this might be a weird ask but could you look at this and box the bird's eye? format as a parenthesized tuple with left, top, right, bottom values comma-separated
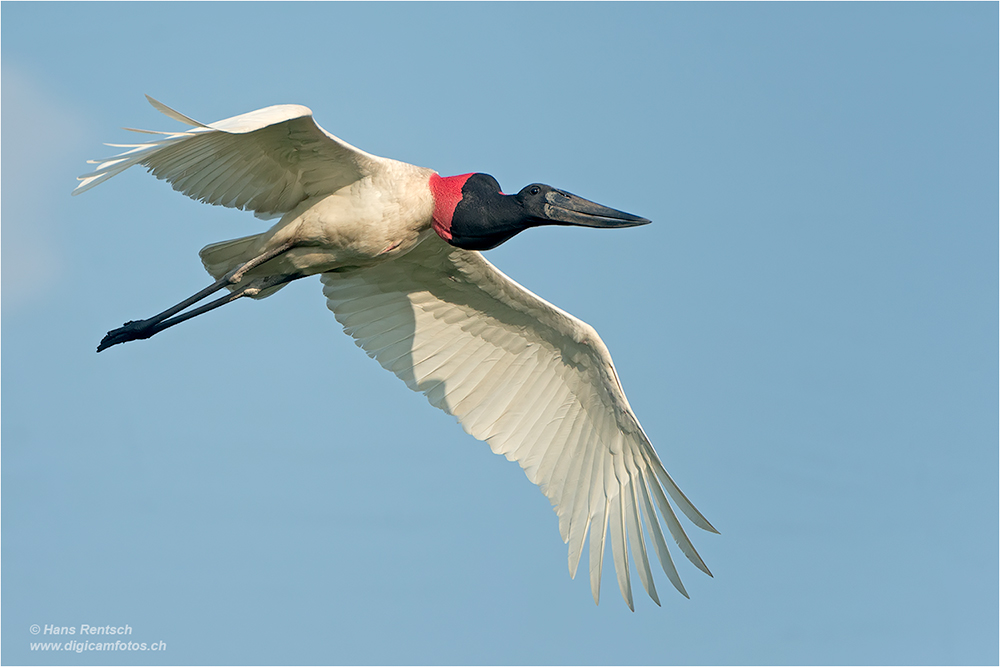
(530, 186, 540, 195)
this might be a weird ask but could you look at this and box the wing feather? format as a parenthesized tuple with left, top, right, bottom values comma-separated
(544, 402, 590, 532)
(74, 96, 386, 218)
(589, 501, 611, 605)
(548, 398, 591, 502)
(608, 488, 634, 610)
(527, 386, 578, 485)
(637, 470, 689, 597)
(621, 435, 661, 605)
(321, 236, 715, 607)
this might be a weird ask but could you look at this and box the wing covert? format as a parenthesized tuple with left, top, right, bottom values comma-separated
(321, 237, 717, 608)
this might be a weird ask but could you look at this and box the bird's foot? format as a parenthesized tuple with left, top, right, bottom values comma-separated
(97, 320, 159, 352)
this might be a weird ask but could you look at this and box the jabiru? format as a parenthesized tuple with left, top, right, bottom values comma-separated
(74, 97, 718, 609)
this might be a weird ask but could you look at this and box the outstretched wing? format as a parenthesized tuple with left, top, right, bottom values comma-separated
(74, 96, 384, 218)
(321, 237, 717, 609)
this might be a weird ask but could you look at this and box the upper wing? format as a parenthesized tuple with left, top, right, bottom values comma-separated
(73, 96, 384, 218)
(321, 237, 718, 609)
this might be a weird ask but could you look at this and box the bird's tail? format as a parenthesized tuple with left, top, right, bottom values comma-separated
(199, 234, 288, 300)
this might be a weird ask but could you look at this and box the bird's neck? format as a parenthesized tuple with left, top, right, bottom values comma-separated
(429, 173, 474, 242)
(429, 173, 528, 250)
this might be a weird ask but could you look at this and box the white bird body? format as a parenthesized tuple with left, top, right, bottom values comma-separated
(217, 167, 438, 281)
(76, 97, 717, 609)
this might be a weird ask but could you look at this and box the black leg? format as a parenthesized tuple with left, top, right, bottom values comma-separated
(97, 242, 300, 352)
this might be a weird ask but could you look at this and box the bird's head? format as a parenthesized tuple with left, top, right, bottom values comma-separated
(429, 173, 650, 251)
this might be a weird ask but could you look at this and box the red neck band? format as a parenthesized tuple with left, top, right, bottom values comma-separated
(429, 173, 474, 241)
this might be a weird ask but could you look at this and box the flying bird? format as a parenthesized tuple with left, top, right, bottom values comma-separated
(75, 96, 717, 609)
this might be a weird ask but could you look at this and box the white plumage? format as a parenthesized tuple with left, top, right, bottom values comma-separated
(76, 97, 381, 217)
(76, 97, 717, 609)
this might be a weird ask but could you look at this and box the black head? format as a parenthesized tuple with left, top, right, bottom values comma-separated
(431, 173, 650, 251)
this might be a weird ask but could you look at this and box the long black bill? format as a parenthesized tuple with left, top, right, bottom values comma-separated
(541, 189, 651, 228)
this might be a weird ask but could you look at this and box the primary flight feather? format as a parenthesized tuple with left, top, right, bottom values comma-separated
(75, 97, 717, 608)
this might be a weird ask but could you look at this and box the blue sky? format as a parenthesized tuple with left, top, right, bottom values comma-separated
(2, 3, 996, 665)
